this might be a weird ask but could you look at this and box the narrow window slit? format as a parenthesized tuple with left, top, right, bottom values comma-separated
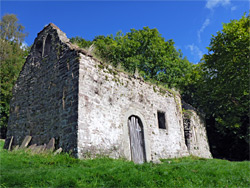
(157, 111, 166, 129)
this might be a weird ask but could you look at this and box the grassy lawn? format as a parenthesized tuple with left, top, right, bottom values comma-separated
(0, 140, 249, 187)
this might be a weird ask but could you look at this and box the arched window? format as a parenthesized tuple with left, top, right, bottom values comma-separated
(44, 35, 52, 57)
(34, 40, 43, 58)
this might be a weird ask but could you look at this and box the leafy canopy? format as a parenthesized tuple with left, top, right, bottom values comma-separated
(0, 14, 26, 43)
(202, 14, 249, 130)
(0, 14, 28, 132)
(185, 14, 250, 160)
(71, 27, 194, 89)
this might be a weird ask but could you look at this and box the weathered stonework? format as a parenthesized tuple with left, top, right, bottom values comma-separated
(5, 24, 79, 153)
(4, 23, 212, 162)
(182, 102, 212, 158)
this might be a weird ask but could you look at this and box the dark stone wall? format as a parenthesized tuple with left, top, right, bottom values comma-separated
(5, 24, 79, 153)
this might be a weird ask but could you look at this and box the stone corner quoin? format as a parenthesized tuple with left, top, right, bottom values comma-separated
(4, 23, 212, 163)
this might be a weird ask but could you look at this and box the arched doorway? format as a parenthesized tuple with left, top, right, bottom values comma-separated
(128, 115, 146, 164)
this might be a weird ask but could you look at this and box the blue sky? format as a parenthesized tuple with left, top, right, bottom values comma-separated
(1, 0, 249, 63)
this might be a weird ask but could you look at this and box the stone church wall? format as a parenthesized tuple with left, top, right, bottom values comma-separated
(5, 24, 79, 152)
(183, 110, 212, 158)
(77, 54, 190, 161)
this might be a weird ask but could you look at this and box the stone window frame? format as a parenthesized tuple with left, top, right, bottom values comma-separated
(157, 110, 168, 132)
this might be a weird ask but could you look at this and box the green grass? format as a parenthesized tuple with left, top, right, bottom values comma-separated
(0, 140, 249, 188)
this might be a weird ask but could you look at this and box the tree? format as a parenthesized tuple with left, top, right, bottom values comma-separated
(199, 14, 249, 160)
(0, 14, 28, 138)
(76, 27, 193, 89)
(179, 63, 203, 107)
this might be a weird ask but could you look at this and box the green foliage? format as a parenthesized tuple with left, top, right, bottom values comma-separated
(201, 14, 249, 160)
(0, 14, 27, 43)
(0, 14, 28, 136)
(183, 14, 250, 160)
(202, 14, 249, 127)
(71, 27, 193, 89)
(179, 63, 203, 107)
(70, 36, 92, 49)
(0, 141, 249, 188)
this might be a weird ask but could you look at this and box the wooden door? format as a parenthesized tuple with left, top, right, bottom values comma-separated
(128, 116, 146, 164)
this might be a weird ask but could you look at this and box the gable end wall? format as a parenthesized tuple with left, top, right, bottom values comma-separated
(5, 25, 79, 153)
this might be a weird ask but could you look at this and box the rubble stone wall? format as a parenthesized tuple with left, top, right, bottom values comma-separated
(77, 54, 190, 161)
(183, 110, 212, 158)
(5, 25, 79, 152)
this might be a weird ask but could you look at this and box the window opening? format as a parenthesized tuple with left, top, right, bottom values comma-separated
(157, 111, 166, 129)
(184, 118, 191, 150)
(44, 35, 52, 57)
(34, 40, 43, 57)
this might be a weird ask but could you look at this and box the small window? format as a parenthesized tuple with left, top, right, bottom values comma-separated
(44, 34, 52, 56)
(157, 111, 166, 129)
(34, 40, 43, 57)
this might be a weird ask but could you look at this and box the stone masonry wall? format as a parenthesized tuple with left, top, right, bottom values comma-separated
(6, 24, 79, 153)
(77, 54, 190, 162)
(183, 110, 212, 158)
(183, 102, 212, 158)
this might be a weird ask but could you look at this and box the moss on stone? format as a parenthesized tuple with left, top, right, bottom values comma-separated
(183, 109, 193, 119)
(153, 86, 157, 92)
(159, 88, 166, 95)
(105, 75, 109, 81)
(98, 64, 104, 70)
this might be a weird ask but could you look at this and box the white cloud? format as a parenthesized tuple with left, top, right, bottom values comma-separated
(21, 41, 28, 50)
(206, 0, 231, 10)
(186, 44, 203, 63)
(231, 6, 237, 11)
(197, 18, 210, 43)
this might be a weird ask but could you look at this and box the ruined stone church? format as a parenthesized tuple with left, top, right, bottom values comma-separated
(5, 23, 211, 163)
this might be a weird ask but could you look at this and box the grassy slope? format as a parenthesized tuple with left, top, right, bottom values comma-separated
(0, 141, 249, 188)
